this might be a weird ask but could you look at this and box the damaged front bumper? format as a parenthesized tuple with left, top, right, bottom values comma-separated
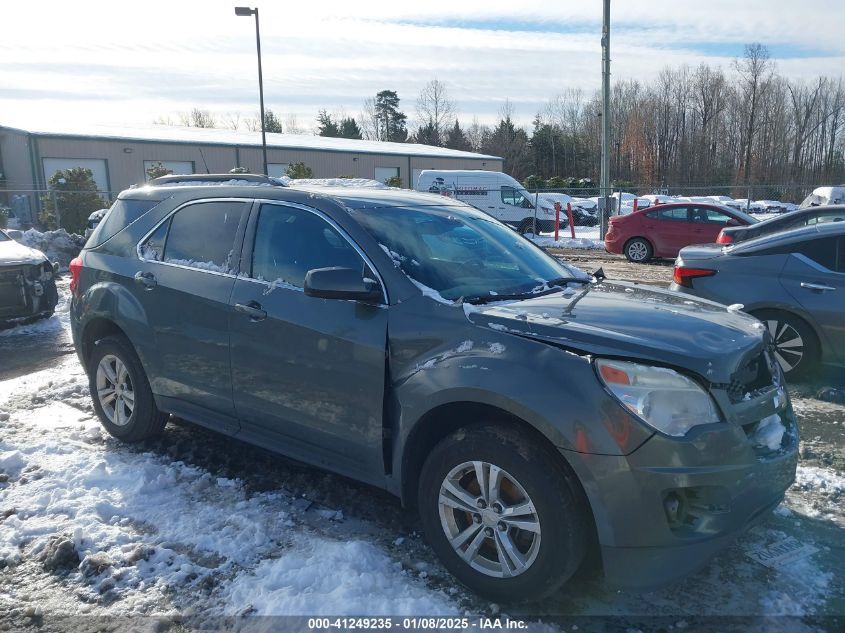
(565, 381, 799, 591)
(0, 261, 59, 321)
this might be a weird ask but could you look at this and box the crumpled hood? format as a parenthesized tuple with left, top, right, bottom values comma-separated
(0, 238, 49, 266)
(466, 280, 767, 383)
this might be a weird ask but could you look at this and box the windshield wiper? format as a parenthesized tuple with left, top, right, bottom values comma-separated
(546, 276, 592, 287)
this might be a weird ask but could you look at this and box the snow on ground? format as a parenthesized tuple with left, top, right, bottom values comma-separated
(529, 226, 603, 249)
(1, 286, 843, 628)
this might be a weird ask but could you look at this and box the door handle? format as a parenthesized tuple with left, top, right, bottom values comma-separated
(800, 282, 836, 292)
(234, 301, 267, 321)
(134, 271, 157, 289)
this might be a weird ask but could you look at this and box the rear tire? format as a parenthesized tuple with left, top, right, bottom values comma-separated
(88, 335, 168, 442)
(751, 310, 820, 380)
(518, 218, 537, 236)
(417, 424, 587, 603)
(624, 237, 653, 263)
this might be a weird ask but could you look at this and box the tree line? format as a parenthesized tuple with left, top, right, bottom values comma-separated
(157, 44, 844, 199)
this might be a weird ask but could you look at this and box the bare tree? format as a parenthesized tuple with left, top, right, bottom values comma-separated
(179, 108, 217, 128)
(734, 43, 773, 183)
(415, 79, 456, 146)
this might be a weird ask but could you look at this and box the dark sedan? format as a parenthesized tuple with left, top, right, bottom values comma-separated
(672, 222, 845, 378)
(717, 204, 845, 245)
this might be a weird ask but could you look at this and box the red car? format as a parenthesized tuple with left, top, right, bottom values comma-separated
(605, 202, 758, 262)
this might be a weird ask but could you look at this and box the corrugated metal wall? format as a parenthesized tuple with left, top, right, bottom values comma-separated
(24, 135, 502, 192)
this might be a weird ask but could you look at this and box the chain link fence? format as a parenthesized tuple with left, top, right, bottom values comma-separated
(1, 188, 117, 234)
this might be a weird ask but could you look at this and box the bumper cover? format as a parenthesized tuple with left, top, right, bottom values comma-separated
(563, 407, 799, 590)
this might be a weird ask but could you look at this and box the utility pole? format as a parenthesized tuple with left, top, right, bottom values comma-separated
(599, 0, 611, 239)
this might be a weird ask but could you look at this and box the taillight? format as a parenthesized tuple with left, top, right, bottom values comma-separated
(69, 256, 83, 294)
(716, 231, 733, 244)
(673, 266, 715, 288)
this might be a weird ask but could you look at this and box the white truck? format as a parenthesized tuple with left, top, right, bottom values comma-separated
(415, 170, 553, 234)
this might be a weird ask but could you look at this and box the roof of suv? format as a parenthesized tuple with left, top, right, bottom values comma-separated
(121, 182, 468, 211)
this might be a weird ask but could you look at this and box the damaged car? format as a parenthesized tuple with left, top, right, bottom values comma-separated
(0, 228, 59, 322)
(69, 181, 798, 602)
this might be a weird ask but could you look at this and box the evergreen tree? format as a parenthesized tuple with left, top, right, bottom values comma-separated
(285, 161, 313, 179)
(263, 109, 283, 133)
(338, 117, 362, 139)
(445, 120, 472, 152)
(482, 112, 532, 180)
(39, 168, 105, 233)
(316, 110, 340, 137)
(413, 121, 439, 146)
(374, 90, 408, 142)
(145, 161, 172, 180)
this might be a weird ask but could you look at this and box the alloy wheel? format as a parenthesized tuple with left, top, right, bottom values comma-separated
(766, 320, 804, 373)
(438, 461, 541, 578)
(627, 240, 649, 261)
(96, 354, 135, 426)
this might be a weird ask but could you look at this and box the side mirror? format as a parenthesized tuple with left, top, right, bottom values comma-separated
(304, 267, 383, 303)
(52, 262, 60, 274)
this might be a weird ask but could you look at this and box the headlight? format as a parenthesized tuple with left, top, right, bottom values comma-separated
(595, 359, 722, 437)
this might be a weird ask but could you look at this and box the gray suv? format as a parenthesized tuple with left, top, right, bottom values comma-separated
(70, 180, 798, 602)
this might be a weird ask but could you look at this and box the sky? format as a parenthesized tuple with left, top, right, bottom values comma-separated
(1, 0, 844, 134)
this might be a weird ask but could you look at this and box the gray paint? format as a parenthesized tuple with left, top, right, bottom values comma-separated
(70, 183, 798, 591)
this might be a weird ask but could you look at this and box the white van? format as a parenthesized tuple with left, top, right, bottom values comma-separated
(415, 170, 553, 234)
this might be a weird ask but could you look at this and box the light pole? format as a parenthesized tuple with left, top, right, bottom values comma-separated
(235, 6, 268, 176)
(599, 0, 611, 238)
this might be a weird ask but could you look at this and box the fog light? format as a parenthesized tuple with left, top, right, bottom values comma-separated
(663, 492, 684, 527)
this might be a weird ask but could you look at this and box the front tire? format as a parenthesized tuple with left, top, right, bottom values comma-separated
(418, 424, 587, 603)
(624, 237, 653, 263)
(88, 335, 168, 442)
(751, 310, 820, 379)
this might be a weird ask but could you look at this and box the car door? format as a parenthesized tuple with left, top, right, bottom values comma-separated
(779, 235, 845, 365)
(228, 201, 389, 484)
(689, 206, 734, 245)
(135, 199, 249, 430)
(642, 206, 691, 256)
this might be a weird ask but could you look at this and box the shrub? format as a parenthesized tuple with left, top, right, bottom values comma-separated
(39, 168, 106, 234)
(285, 161, 313, 179)
(384, 176, 403, 188)
(145, 162, 172, 180)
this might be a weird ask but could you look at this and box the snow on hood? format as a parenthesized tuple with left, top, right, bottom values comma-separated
(0, 235, 49, 266)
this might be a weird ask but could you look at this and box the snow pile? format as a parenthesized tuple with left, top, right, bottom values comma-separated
(14, 228, 85, 269)
(222, 538, 452, 616)
(0, 358, 459, 617)
(530, 229, 603, 250)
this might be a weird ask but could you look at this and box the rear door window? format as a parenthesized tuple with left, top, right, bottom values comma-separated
(649, 207, 689, 221)
(690, 208, 732, 224)
(251, 204, 364, 288)
(795, 236, 837, 271)
(148, 201, 247, 273)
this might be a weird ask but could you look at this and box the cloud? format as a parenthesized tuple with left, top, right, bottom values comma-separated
(0, 0, 842, 130)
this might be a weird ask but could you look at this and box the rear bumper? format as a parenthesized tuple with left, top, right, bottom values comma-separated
(562, 408, 799, 590)
(603, 233, 622, 254)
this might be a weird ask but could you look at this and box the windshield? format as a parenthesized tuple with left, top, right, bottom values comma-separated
(350, 205, 580, 302)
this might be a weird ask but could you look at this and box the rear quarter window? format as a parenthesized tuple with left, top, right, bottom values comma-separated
(85, 198, 164, 248)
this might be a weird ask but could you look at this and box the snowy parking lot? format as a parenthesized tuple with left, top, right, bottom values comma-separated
(1, 279, 843, 632)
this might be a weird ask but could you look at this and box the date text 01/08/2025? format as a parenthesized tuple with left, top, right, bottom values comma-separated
(307, 617, 529, 629)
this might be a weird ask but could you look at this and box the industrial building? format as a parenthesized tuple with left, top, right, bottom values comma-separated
(0, 121, 502, 218)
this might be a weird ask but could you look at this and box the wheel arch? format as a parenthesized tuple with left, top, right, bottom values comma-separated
(397, 401, 598, 543)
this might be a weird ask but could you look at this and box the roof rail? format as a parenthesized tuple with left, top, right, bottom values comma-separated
(146, 174, 287, 187)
